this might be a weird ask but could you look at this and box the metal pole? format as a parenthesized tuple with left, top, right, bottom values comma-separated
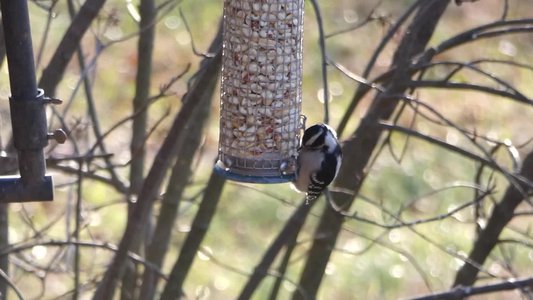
(0, 0, 55, 202)
(1, 0, 45, 181)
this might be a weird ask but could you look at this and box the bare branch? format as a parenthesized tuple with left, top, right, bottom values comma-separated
(0, 240, 168, 280)
(409, 277, 533, 300)
(294, 3, 451, 298)
(378, 122, 533, 192)
(238, 197, 313, 299)
(325, 1, 386, 39)
(435, 19, 533, 54)
(407, 80, 533, 106)
(93, 24, 223, 299)
(160, 170, 226, 299)
(47, 162, 128, 194)
(0, 267, 24, 300)
(340, 187, 493, 229)
(453, 150, 533, 287)
(39, 0, 107, 96)
(336, 0, 424, 137)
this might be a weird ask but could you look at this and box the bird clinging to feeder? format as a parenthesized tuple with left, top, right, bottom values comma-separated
(293, 123, 342, 203)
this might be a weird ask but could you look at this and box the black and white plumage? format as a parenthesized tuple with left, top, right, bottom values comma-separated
(293, 123, 342, 202)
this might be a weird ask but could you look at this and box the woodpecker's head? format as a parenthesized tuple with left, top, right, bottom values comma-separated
(301, 124, 338, 152)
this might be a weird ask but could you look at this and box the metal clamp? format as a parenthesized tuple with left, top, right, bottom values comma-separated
(9, 89, 47, 150)
(9, 89, 66, 151)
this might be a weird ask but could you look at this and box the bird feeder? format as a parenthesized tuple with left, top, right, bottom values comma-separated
(215, 0, 305, 183)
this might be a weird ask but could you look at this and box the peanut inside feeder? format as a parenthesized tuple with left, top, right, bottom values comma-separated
(216, 0, 304, 182)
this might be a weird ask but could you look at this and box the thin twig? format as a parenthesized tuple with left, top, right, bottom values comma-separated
(434, 19, 533, 54)
(0, 240, 168, 280)
(335, 228, 433, 292)
(341, 188, 492, 229)
(93, 29, 223, 300)
(325, 1, 385, 39)
(407, 80, 533, 106)
(238, 197, 315, 300)
(336, 0, 423, 136)
(38, 0, 107, 96)
(73, 159, 84, 300)
(408, 277, 533, 300)
(501, 0, 509, 20)
(179, 8, 214, 58)
(378, 122, 532, 190)
(48, 163, 128, 194)
(0, 268, 24, 300)
(35, 0, 58, 69)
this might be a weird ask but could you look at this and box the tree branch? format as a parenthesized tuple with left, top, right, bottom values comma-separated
(159, 170, 226, 299)
(92, 22, 223, 300)
(292, 2, 451, 299)
(336, 0, 423, 137)
(38, 0, 107, 96)
(409, 277, 533, 300)
(121, 0, 157, 297)
(238, 197, 315, 299)
(138, 36, 216, 300)
(452, 150, 533, 287)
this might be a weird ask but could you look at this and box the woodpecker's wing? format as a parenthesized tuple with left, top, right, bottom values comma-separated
(306, 155, 339, 201)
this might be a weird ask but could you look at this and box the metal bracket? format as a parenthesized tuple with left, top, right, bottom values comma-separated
(1, 88, 63, 203)
(9, 88, 48, 151)
(0, 0, 65, 203)
(0, 176, 53, 203)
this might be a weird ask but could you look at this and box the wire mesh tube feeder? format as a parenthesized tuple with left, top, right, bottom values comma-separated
(215, 0, 305, 183)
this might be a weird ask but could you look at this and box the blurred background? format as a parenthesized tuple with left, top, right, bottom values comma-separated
(0, 0, 532, 299)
